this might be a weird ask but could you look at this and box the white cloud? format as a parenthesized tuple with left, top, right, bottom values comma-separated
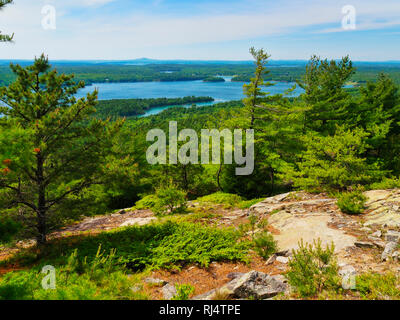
(0, 0, 399, 59)
(82, 0, 116, 7)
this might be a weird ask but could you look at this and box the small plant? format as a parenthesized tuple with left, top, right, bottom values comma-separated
(172, 284, 195, 300)
(135, 195, 158, 210)
(286, 239, 340, 298)
(151, 185, 187, 216)
(337, 191, 367, 215)
(253, 231, 277, 260)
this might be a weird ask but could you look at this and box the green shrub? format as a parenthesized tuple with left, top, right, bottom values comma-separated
(11, 221, 251, 271)
(369, 178, 400, 190)
(135, 195, 158, 210)
(0, 247, 146, 300)
(172, 284, 195, 300)
(253, 231, 277, 260)
(0, 217, 21, 244)
(286, 239, 340, 298)
(196, 192, 243, 207)
(337, 191, 367, 214)
(151, 186, 187, 216)
(356, 272, 400, 300)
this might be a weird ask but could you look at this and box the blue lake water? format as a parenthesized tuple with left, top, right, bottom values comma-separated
(77, 77, 304, 117)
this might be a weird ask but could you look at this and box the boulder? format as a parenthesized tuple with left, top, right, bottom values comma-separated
(144, 277, 168, 286)
(339, 265, 357, 277)
(385, 230, 400, 243)
(223, 271, 287, 300)
(227, 272, 244, 280)
(162, 283, 177, 300)
(381, 242, 398, 261)
(371, 230, 382, 238)
(276, 256, 289, 264)
(354, 241, 376, 249)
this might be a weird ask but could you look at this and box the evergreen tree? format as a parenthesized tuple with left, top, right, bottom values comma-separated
(0, 0, 13, 42)
(0, 55, 122, 244)
(298, 56, 355, 135)
(286, 126, 383, 192)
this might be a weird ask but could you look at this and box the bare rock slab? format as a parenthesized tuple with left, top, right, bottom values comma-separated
(268, 211, 355, 253)
(120, 217, 156, 227)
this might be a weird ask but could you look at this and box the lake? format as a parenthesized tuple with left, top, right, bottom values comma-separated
(77, 77, 304, 117)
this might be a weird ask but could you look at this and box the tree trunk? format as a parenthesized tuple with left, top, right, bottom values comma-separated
(36, 153, 47, 245)
(269, 167, 275, 196)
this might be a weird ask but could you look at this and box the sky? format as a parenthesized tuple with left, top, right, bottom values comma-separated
(0, 0, 399, 61)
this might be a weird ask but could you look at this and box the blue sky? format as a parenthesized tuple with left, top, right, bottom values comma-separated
(0, 0, 400, 61)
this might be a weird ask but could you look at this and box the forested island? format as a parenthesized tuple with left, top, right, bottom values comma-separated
(202, 76, 225, 82)
(95, 96, 214, 118)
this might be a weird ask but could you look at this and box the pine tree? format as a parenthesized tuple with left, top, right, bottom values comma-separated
(298, 56, 355, 135)
(0, 0, 13, 42)
(0, 55, 122, 244)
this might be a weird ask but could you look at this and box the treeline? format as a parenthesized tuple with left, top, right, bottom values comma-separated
(95, 96, 214, 118)
(1, 62, 397, 87)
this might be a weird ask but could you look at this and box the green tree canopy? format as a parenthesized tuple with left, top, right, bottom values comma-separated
(0, 55, 122, 244)
(0, 0, 13, 42)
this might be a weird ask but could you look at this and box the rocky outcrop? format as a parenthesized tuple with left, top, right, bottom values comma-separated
(120, 217, 156, 227)
(193, 271, 287, 300)
(250, 192, 356, 253)
(364, 190, 400, 228)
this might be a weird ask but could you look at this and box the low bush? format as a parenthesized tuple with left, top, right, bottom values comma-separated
(12, 221, 251, 271)
(369, 178, 400, 190)
(0, 247, 147, 300)
(253, 231, 277, 260)
(151, 186, 187, 216)
(356, 272, 400, 300)
(286, 239, 340, 298)
(135, 195, 158, 210)
(196, 192, 243, 207)
(337, 191, 367, 215)
(172, 284, 195, 300)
